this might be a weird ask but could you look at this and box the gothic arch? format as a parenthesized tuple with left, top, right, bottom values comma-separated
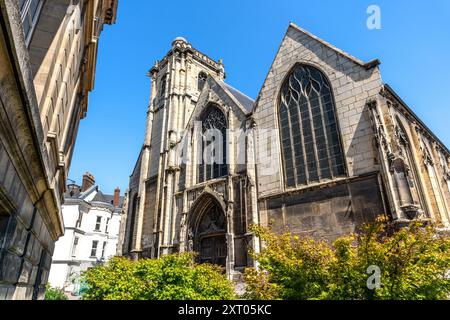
(197, 104, 228, 183)
(392, 116, 424, 219)
(187, 192, 227, 266)
(277, 63, 346, 188)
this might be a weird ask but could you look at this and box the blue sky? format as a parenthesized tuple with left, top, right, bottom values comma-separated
(68, 0, 450, 195)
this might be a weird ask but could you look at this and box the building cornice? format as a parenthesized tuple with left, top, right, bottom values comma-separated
(381, 84, 450, 156)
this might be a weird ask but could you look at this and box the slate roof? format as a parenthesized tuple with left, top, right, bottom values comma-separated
(221, 82, 255, 113)
(64, 185, 124, 208)
(91, 190, 123, 206)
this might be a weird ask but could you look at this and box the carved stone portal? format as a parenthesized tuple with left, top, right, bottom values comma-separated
(188, 194, 227, 267)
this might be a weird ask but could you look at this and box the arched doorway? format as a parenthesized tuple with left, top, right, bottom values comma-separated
(189, 194, 227, 267)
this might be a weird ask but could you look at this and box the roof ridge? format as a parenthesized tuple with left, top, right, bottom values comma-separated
(288, 22, 380, 69)
(214, 79, 253, 114)
(222, 81, 255, 102)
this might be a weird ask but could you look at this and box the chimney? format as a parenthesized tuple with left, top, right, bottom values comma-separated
(81, 172, 95, 191)
(113, 187, 120, 207)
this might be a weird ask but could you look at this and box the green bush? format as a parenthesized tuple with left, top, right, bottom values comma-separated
(45, 285, 68, 300)
(245, 219, 450, 300)
(81, 253, 235, 300)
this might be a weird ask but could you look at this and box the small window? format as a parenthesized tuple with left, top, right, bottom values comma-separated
(94, 216, 101, 231)
(71, 237, 79, 257)
(90, 240, 98, 257)
(101, 242, 107, 259)
(198, 72, 207, 91)
(105, 218, 110, 234)
(20, 0, 44, 46)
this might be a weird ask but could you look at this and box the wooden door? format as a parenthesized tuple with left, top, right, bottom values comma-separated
(199, 234, 227, 267)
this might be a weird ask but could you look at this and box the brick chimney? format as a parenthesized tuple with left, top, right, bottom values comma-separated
(81, 172, 95, 191)
(113, 187, 120, 207)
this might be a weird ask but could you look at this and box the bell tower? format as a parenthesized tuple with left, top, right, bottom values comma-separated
(132, 37, 226, 258)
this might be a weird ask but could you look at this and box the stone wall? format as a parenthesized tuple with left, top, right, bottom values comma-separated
(259, 174, 387, 242)
(253, 23, 383, 197)
(0, 2, 59, 299)
(0, 0, 117, 299)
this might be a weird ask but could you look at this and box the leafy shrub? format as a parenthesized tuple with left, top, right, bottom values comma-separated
(245, 219, 450, 300)
(45, 285, 68, 300)
(81, 253, 235, 300)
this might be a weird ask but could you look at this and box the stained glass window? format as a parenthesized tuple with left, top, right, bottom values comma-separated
(279, 64, 345, 188)
(198, 106, 228, 182)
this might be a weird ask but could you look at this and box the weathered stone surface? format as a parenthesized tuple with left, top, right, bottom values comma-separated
(122, 23, 450, 280)
(0, 0, 118, 299)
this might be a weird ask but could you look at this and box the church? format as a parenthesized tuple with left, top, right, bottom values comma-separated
(120, 23, 450, 279)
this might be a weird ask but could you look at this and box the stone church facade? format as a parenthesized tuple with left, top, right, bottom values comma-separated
(121, 23, 450, 278)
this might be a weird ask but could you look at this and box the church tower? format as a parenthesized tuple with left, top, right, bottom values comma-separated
(127, 37, 226, 259)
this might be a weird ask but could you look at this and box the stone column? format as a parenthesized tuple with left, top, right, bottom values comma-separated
(247, 120, 261, 260)
(368, 98, 401, 219)
(133, 71, 157, 256)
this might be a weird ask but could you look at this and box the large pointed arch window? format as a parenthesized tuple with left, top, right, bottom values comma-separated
(279, 64, 345, 188)
(198, 106, 228, 183)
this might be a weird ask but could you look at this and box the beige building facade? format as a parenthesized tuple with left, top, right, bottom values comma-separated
(0, 0, 117, 299)
(121, 24, 450, 279)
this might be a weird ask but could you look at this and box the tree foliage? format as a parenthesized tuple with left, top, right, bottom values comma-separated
(45, 285, 68, 300)
(81, 253, 235, 300)
(245, 219, 450, 300)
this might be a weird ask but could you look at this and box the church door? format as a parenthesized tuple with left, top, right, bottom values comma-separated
(192, 201, 227, 267)
(199, 234, 227, 266)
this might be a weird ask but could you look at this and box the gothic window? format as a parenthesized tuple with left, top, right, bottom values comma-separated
(198, 72, 207, 91)
(160, 75, 167, 98)
(278, 64, 345, 188)
(198, 106, 228, 183)
(178, 148, 186, 190)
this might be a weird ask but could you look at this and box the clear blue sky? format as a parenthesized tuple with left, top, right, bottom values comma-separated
(69, 0, 450, 195)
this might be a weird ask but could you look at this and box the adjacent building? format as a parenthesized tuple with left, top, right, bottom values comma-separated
(0, 0, 118, 299)
(120, 24, 450, 280)
(48, 173, 123, 295)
